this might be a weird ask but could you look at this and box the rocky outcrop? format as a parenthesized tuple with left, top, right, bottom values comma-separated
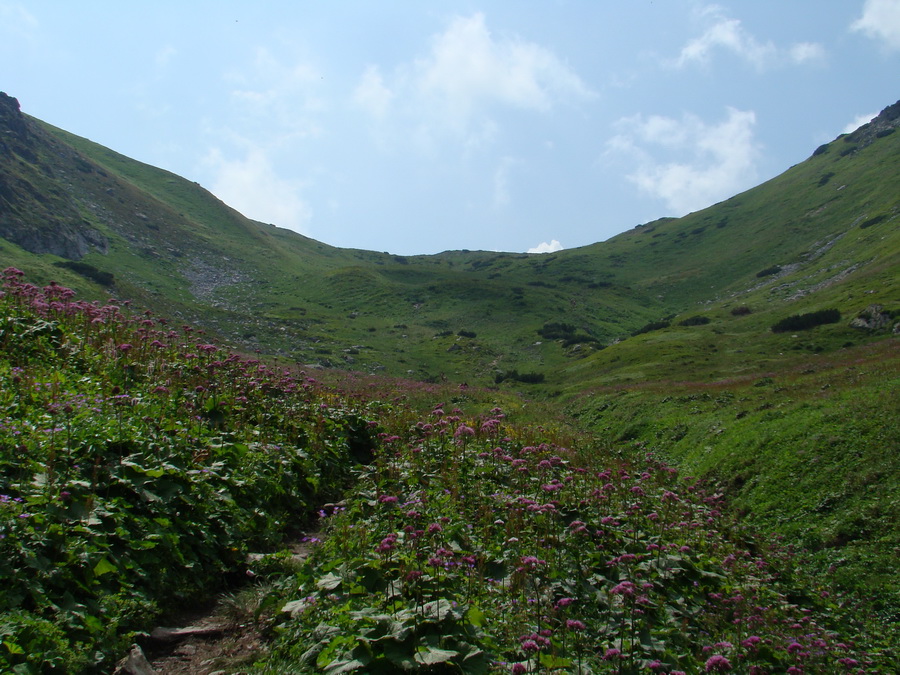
(0, 216, 108, 258)
(0, 91, 109, 260)
(838, 100, 900, 153)
(850, 304, 897, 332)
(0, 92, 36, 162)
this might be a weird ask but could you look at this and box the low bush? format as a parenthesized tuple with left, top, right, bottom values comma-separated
(756, 265, 782, 278)
(678, 315, 711, 326)
(631, 320, 670, 336)
(771, 308, 841, 333)
(52, 261, 115, 286)
(495, 369, 545, 384)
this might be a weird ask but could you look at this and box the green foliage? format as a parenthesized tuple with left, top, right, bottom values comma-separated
(771, 308, 841, 333)
(0, 269, 372, 671)
(494, 369, 546, 384)
(677, 315, 711, 326)
(631, 320, 670, 336)
(265, 406, 889, 672)
(859, 214, 886, 229)
(51, 261, 114, 287)
(755, 265, 782, 278)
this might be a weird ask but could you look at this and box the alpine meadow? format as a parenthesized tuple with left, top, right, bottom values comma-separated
(0, 89, 898, 674)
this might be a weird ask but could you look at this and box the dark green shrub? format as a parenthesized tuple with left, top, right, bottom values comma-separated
(457, 330, 477, 338)
(817, 172, 835, 187)
(53, 260, 115, 286)
(678, 315, 711, 326)
(731, 306, 752, 316)
(756, 265, 782, 278)
(495, 369, 545, 384)
(859, 215, 886, 229)
(631, 320, 670, 336)
(813, 143, 830, 156)
(771, 309, 841, 333)
(537, 322, 576, 340)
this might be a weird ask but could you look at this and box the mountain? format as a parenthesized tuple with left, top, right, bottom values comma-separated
(2, 91, 897, 392)
(2, 91, 900, 637)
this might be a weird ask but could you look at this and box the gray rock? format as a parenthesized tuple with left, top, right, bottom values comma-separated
(113, 644, 156, 675)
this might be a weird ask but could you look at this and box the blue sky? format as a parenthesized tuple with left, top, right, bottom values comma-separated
(3, 1, 899, 255)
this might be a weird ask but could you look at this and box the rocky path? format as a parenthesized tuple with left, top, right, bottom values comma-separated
(114, 535, 321, 675)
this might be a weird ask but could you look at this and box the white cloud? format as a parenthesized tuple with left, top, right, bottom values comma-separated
(0, 1, 37, 31)
(353, 65, 393, 118)
(672, 6, 825, 70)
(414, 12, 593, 125)
(842, 111, 878, 134)
(355, 12, 594, 143)
(789, 42, 826, 64)
(203, 147, 312, 234)
(528, 240, 563, 254)
(225, 47, 325, 141)
(492, 156, 517, 209)
(674, 8, 776, 69)
(851, 0, 900, 50)
(155, 45, 177, 69)
(609, 107, 759, 216)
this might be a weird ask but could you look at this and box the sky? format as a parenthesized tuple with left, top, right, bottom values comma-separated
(2, 1, 899, 256)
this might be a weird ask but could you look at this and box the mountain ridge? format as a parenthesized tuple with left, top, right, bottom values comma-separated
(2, 91, 900, 641)
(0, 91, 897, 391)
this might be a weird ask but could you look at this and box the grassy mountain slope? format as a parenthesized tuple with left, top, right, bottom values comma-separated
(2, 93, 895, 392)
(2, 91, 899, 629)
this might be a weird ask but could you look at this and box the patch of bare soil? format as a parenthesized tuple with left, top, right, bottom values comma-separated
(114, 533, 323, 675)
(145, 616, 267, 675)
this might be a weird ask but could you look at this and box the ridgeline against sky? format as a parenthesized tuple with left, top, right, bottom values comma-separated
(3, 0, 898, 254)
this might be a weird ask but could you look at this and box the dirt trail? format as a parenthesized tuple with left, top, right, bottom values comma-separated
(116, 535, 321, 675)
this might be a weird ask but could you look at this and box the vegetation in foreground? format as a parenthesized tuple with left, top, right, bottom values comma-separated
(1, 271, 897, 673)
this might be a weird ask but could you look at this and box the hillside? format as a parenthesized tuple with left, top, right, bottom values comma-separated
(2, 92, 897, 392)
(0, 272, 895, 672)
(1, 92, 899, 671)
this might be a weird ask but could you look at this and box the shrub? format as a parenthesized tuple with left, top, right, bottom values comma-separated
(756, 265, 782, 278)
(52, 260, 115, 286)
(631, 320, 670, 336)
(731, 306, 752, 316)
(813, 143, 830, 156)
(457, 330, 477, 339)
(495, 369, 545, 384)
(771, 309, 841, 333)
(859, 214, 886, 229)
(537, 322, 576, 340)
(679, 315, 711, 326)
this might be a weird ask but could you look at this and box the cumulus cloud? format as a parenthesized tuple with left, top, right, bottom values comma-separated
(672, 5, 824, 70)
(492, 157, 518, 209)
(353, 65, 393, 118)
(203, 147, 312, 234)
(788, 42, 826, 64)
(155, 44, 177, 69)
(609, 108, 759, 216)
(0, 1, 37, 31)
(414, 13, 593, 125)
(358, 12, 594, 143)
(528, 240, 563, 254)
(225, 47, 325, 141)
(842, 111, 878, 134)
(851, 0, 900, 50)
